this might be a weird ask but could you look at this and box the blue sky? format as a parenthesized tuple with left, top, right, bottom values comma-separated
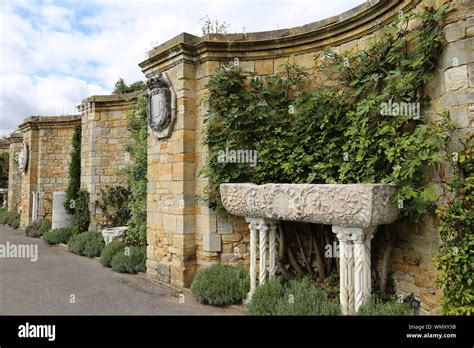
(0, 0, 365, 135)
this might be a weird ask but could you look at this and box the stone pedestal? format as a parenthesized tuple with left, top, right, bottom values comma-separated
(245, 218, 278, 300)
(221, 183, 399, 314)
(332, 226, 375, 315)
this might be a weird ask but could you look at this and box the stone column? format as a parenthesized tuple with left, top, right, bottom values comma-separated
(333, 226, 355, 315)
(352, 227, 375, 313)
(244, 218, 278, 300)
(246, 217, 259, 299)
(333, 226, 376, 315)
(258, 220, 268, 285)
(268, 220, 277, 278)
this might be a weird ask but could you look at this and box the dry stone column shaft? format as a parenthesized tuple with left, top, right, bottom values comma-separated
(258, 220, 268, 285)
(268, 220, 277, 278)
(332, 226, 355, 315)
(352, 227, 376, 312)
(245, 217, 259, 299)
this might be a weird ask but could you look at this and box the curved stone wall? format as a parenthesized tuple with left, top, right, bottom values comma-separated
(141, 0, 473, 314)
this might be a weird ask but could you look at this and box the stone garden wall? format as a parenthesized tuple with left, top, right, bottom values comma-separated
(18, 116, 81, 228)
(7, 133, 23, 213)
(3, 0, 472, 314)
(140, 0, 473, 313)
(79, 92, 142, 231)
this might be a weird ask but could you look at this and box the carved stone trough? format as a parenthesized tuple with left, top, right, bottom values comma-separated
(220, 183, 400, 314)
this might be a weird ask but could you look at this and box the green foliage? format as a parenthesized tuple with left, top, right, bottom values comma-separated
(122, 96, 148, 246)
(100, 241, 125, 267)
(246, 278, 286, 315)
(64, 125, 81, 214)
(247, 277, 340, 315)
(68, 232, 104, 257)
(43, 228, 74, 245)
(94, 186, 131, 229)
(72, 190, 90, 235)
(0, 209, 20, 229)
(435, 137, 474, 315)
(25, 219, 51, 238)
(0, 152, 9, 189)
(110, 246, 146, 273)
(201, 5, 453, 220)
(357, 298, 413, 316)
(191, 264, 250, 306)
(113, 78, 146, 94)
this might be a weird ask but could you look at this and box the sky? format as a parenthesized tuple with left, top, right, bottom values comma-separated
(0, 0, 365, 136)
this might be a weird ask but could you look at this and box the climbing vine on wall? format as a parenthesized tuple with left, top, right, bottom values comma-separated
(0, 152, 9, 189)
(201, 4, 453, 220)
(435, 138, 474, 315)
(122, 96, 148, 246)
(64, 124, 81, 214)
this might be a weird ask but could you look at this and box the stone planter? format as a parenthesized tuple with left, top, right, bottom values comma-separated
(220, 183, 400, 314)
(101, 226, 128, 245)
(52, 192, 74, 229)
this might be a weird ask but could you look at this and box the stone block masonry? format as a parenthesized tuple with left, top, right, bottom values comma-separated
(18, 116, 81, 228)
(140, 0, 474, 314)
(80, 92, 143, 231)
(7, 133, 23, 213)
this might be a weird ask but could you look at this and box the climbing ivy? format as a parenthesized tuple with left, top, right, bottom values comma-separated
(0, 152, 9, 189)
(64, 124, 81, 214)
(122, 96, 148, 246)
(435, 138, 474, 315)
(201, 4, 453, 220)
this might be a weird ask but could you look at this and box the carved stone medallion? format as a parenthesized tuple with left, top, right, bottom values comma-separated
(147, 73, 176, 139)
(17, 141, 28, 173)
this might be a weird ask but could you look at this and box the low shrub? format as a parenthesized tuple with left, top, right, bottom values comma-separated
(110, 246, 146, 274)
(129, 246, 146, 273)
(247, 277, 341, 316)
(100, 241, 125, 267)
(111, 252, 133, 273)
(246, 278, 285, 315)
(0, 209, 20, 229)
(25, 219, 51, 238)
(0, 208, 9, 224)
(7, 212, 20, 229)
(191, 264, 250, 306)
(43, 228, 74, 245)
(68, 232, 104, 257)
(276, 277, 341, 315)
(357, 298, 414, 316)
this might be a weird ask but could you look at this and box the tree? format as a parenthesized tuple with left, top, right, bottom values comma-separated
(113, 79, 146, 94)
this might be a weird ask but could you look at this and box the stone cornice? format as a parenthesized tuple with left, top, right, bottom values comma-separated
(79, 90, 146, 111)
(139, 0, 420, 75)
(18, 115, 81, 132)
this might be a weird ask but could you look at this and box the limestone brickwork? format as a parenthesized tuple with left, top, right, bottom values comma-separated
(7, 133, 23, 213)
(18, 116, 81, 228)
(80, 92, 142, 231)
(141, 0, 473, 313)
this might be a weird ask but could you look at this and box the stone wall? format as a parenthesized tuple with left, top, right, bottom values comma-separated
(80, 92, 142, 231)
(7, 133, 23, 213)
(18, 116, 81, 228)
(141, 0, 473, 313)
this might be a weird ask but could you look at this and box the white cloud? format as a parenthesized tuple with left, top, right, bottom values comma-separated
(0, 0, 365, 136)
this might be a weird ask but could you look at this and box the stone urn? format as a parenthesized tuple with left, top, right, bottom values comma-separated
(101, 226, 128, 245)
